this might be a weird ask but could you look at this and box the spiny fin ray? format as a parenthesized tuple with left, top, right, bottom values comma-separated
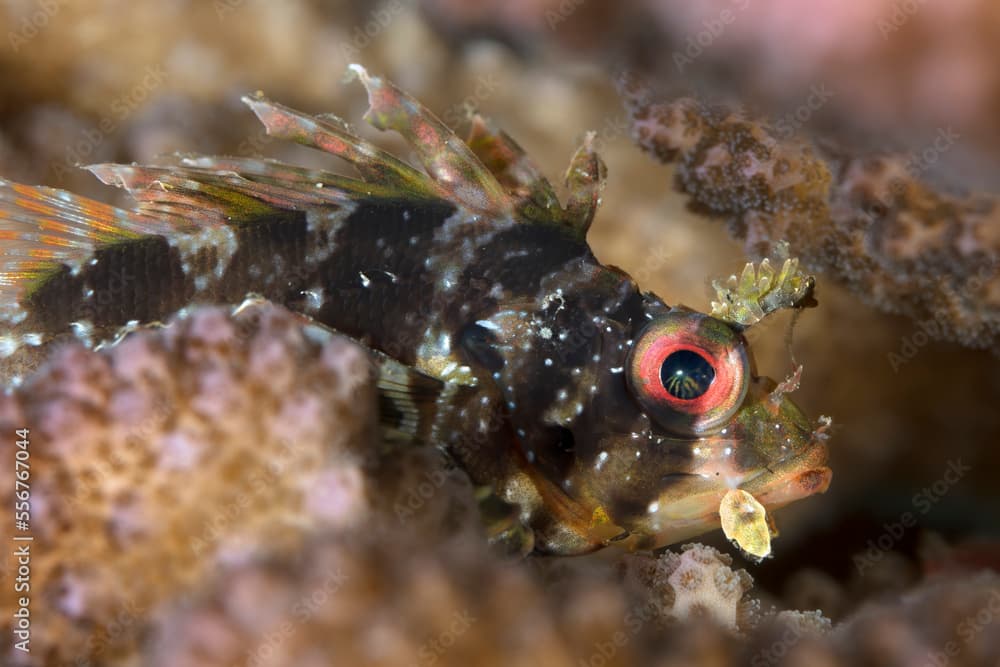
(561, 132, 607, 236)
(174, 155, 427, 202)
(346, 64, 513, 215)
(86, 163, 349, 226)
(465, 114, 563, 223)
(242, 95, 438, 199)
(0, 179, 170, 309)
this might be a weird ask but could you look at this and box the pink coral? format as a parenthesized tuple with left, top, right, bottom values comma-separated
(0, 303, 375, 666)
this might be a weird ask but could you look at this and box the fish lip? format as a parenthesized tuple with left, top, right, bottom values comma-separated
(602, 421, 831, 551)
(737, 431, 832, 508)
(629, 439, 830, 550)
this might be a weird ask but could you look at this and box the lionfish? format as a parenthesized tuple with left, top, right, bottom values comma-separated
(0, 66, 831, 556)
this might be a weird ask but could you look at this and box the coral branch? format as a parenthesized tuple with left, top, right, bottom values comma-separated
(625, 89, 1000, 350)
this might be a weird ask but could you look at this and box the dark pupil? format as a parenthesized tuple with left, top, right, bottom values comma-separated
(660, 350, 715, 400)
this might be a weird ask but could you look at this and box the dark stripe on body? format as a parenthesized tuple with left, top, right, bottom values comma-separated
(443, 224, 592, 332)
(310, 198, 457, 366)
(216, 211, 310, 304)
(24, 235, 191, 333)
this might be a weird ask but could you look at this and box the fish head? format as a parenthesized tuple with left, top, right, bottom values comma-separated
(544, 307, 831, 554)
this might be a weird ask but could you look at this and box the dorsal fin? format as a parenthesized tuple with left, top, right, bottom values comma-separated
(465, 113, 563, 223)
(463, 112, 606, 236)
(345, 64, 514, 216)
(242, 94, 439, 199)
(560, 131, 606, 236)
(0, 179, 171, 314)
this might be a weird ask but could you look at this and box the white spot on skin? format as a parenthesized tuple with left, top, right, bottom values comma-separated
(647, 501, 660, 514)
(168, 222, 239, 283)
(539, 289, 565, 313)
(544, 358, 553, 366)
(724, 447, 732, 456)
(304, 207, 351, 264)
(303, 288, 325, 311)
(70, 321, 94, 347)
(22, 332, 43, 346)
(0, 305, 28, 326)
(0, 335, 19, 358)
(539, 327, 552, 339)
(440, 267, 459, 291)
(595, 450, 609, 471)
(504, 249, 531, 260)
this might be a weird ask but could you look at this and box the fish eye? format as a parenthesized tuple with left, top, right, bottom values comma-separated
(626, 312, 749, 435)
(660, 349, 715, 399)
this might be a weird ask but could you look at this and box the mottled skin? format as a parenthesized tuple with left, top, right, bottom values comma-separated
(0, 67, 831, 555)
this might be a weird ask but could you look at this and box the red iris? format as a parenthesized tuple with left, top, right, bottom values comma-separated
(626, 312, 749, 435)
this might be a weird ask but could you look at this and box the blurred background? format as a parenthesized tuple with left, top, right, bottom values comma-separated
(2, 0, 999, 664)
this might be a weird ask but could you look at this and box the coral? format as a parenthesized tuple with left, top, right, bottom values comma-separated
(624, 89, 1000, 350)
(417, 0, 1000, 174)
(145, 533, 583, 667)
(0, 302, 376, 666)
(832, 572, 1000, 666)
(624, 543, 758, 632)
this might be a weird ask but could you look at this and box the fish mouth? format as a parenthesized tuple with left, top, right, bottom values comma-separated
(613, 426, 832, 551)
(737, 430, 832, 510)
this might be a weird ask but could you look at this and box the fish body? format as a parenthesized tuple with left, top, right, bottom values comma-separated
(0, 66, 831, 555)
